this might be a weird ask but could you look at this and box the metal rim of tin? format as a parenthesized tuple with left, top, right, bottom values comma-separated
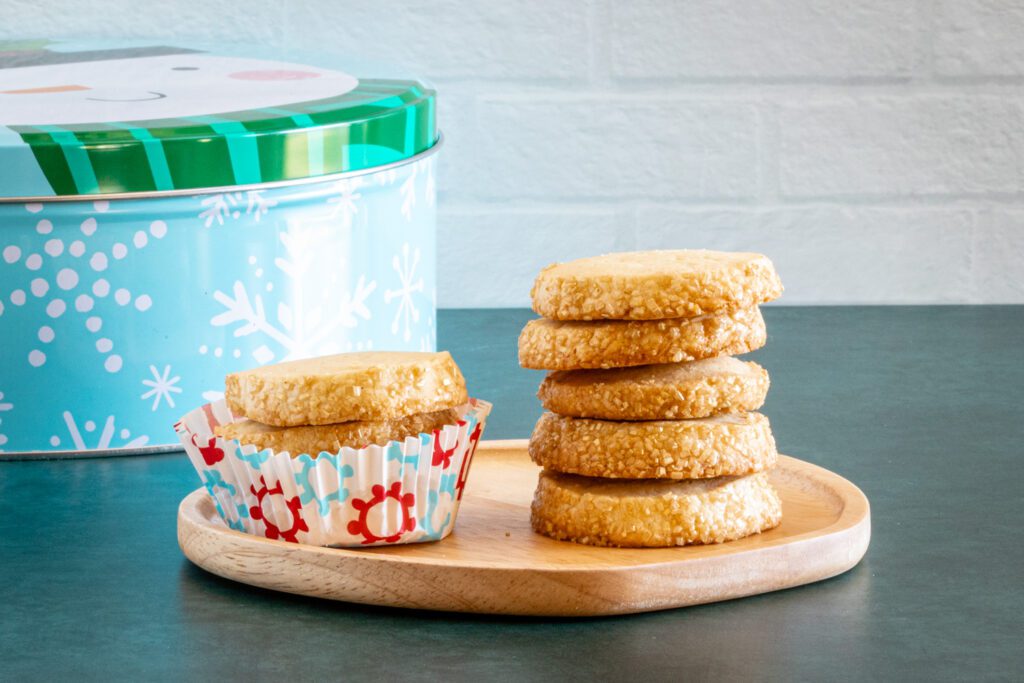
(0, 133, 443, 205)
(0, 443, 183, 461)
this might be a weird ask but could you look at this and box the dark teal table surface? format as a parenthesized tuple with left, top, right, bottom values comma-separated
(2, 307, 1022, 681)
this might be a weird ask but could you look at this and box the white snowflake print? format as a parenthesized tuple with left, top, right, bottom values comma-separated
(211, 279, 290, 348)
(423, 167, 436, 208)
(384, 243, 423, 342)
(399, 158, 435, 221)
(374, 169, 398, 186)
(209, 223, 377, 363)
(337, 275, 377, 328)
(0, 390, 12, 449)
(400, 165, 418, 220)
(140, 364, 183, 411)
(199, 190, 278, 227)
(326, 178, 363, 229)
(0, 204, 164, 374)
(49, 411, 149, 451)
(246, 191, 277, 222)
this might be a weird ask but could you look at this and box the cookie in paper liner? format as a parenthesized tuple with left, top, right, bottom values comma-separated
(213, 408, 461, 456)
(175, 399, 490, 547)
(225, 351, 467, 427)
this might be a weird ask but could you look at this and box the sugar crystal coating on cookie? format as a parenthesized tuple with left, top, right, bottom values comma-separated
(531, 469, 783, 547)
(225, 351, 467, 427)
(214, 408, 461, 456)
(539, 356, 769, 420)
(531, 250, 783, 321)
(529, 411, 778, 480)
(518, 305, 766, 371)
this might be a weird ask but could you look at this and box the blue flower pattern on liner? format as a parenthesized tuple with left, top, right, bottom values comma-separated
(201, 468, 250, 530)
(201, 468, 236, 496)
(439, 471, 458, 498)
(227, 506, 248, 532)
(387, 441, 420, 470)
(294, 452, 354, 517)
(418, 489, 453, 541)
(235, 447, 273, 470)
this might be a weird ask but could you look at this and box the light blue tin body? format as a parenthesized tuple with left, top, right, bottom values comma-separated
(0, 152, 438, 454)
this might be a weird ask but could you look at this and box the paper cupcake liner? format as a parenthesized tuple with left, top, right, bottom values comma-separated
(175, 398, 490, 547)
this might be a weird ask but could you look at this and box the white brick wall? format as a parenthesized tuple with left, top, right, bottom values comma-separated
(5, 0, 1024, 305)
(778, 97, 1024, 198)
(610, 1, 919, 80)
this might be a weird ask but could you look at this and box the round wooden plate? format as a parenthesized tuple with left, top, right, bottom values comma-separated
(178, 439, 870, 616)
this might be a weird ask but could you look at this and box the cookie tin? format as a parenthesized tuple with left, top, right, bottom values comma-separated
(0, 40, 439, 456)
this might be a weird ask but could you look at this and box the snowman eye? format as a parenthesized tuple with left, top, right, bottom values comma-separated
(172, 66, 198, 71)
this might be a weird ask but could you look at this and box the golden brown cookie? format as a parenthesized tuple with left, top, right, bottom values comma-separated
(531, 469, 782, 547)
(518, 305, 766, 371)
(538, 356, 768, 420)
(214, 408, 460, 456)
(531, 250, 782, 321)
(529, 411, 777, 480)
(225, 351, 468, 427)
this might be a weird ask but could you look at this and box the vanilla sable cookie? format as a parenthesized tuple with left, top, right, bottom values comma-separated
(539, 356, 769, 420)
(531, 470, 782, 547)
(518, 305, 766, 371)
(529, 411, 777, 480)
(214, 408, 460, 456)
(531, 250, 782, 321)
(225, 351, 468, 427)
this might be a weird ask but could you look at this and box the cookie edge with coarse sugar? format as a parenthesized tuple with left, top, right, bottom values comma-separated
(224, 351, 468, 427)
(528, 411, 778, 480)
(530, 250, 783, 321)
(538, 357, 769, 420)
(213, 408, 461, 456)
(517, 305, 766, 371)
(530, 469, 783, 548)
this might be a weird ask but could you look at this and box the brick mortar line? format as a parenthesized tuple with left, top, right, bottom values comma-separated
(438, 199, 1024, 212)
(463, 90, 1024, 104)
(436, 78, 1024, 93)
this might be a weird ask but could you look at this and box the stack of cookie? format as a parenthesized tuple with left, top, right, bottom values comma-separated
(518, 250, 785, 547)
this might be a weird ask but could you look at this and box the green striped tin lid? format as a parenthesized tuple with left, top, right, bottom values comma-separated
(0, 41, 437, 199)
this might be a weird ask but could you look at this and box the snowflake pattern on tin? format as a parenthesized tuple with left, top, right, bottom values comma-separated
(384, 243, 423, 342)
(0, 391, 12, 449)
(49, 411, 149, 450)
(0, 202, 165, 374)
(0, 154, 436, 452)
(208, 223, 379, 364)
(398, 158, 436, 221)
(326, 178, 363, 229)
(199, 190, 278, 227)
(141, 364, 183, 411)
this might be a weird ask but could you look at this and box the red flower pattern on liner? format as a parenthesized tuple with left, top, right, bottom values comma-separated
(249, 476, 308, 543)
(347, 482, 416, 545)
(193, 434, 224, 466)
(431, 430, 459, 469)
(456, 421, 483, 501)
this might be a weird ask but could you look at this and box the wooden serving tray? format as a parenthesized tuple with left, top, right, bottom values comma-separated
(178, 439, 870, 616)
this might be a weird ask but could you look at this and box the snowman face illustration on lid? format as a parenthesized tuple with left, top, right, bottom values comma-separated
(0, 50, 358, 126)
